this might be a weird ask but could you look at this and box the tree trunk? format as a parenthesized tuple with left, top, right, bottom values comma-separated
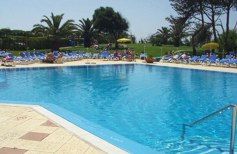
(115, 42, 118, 49)
(191, 25, 211, 55)
(83, 37, 91, 47)
(173, 35, 180, 47)
(191, 36, 196, 56)
(199, 1, 205, 27)
(52, 37, 59, 51)
(114, 33, 119, 49)
(211, 6, 217, 42)
(225, 6, 230, 52)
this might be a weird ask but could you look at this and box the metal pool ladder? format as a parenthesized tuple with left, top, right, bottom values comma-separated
(181, 104, 237, 154)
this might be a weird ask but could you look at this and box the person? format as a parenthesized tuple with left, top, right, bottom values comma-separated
(113, 50, 119, 60)
(43, 52, 55, 63)
(91, 43, 99, 50)
(125, 48, 133, 61)
(125, 48, 130, 55)
(2, 55, 13, 63)
(107, 43, 112, 50)
(205, 50, 211, 57)
(130, 50, 135, 61)
(180, 52, 191, 63)
(54, 52, 64, 63)
(58, 52, 63, 58)
(1, 54, 14, 66)
(113, 50, 122, 60)
(168, 51, 173, 56)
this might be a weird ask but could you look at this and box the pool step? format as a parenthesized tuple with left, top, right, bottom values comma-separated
(160, 137, 231, 153)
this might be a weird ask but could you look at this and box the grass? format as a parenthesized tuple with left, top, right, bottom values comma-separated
(11, 49, 50, 56)
(125, 44, 196, 57)
(60, 43, 201, 57)
(10, 43, 204, 57)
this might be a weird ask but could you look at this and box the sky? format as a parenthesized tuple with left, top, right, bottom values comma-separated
(0, 0, 236, 40)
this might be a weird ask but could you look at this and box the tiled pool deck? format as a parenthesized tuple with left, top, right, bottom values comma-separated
(0, 105, 126, 154)
(1, 59, 237, 154)
(0, 105, 109, 154)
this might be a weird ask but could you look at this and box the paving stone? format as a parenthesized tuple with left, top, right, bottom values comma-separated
(3, 139, 39, 150)
(41, 120, 58, 127)
(20, 132, 49, 141)
(0, 147, 27, 154)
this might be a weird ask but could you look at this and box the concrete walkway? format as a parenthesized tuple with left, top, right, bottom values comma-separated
(1, 59, 237, 73)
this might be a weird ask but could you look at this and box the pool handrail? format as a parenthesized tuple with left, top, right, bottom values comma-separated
(181, 104, 237, 154)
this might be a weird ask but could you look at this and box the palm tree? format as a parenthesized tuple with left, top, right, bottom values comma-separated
(157, 27, 170, 45)
(32, 12, 75, 50)
(77, 18, 96, 47)
(166, 15, 190, 47)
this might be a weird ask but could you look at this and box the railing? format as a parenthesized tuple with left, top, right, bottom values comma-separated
(181, 104, 237, 154)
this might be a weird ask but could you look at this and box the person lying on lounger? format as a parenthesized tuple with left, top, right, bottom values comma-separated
(54, 52, 64, 63)
(1, 55, 14, 66)
(42, 52, 55, 63)
(2, 56, 13, 63)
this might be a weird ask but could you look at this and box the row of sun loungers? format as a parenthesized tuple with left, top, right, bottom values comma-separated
(159, 53, 237, 67)
(1, 50, 237, 68)
(0, 50, 135, 66)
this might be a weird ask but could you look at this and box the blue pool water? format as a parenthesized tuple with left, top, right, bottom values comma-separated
(0, 64, 237, 153)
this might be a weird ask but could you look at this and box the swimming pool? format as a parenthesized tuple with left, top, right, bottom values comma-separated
(0, 64, 237, 153)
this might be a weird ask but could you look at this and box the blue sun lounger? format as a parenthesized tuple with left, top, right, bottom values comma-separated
(198, 55, 208, 63)
(189, 56, 200, 63)
(140, 53, 147, 60)
(206, 55, 218, 65)
(100, 51, 111, 60)
(219, 54, 233, 65)
(227, 59, 237, 66)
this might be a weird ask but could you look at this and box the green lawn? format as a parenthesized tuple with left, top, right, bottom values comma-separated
(11, 49, 50, 56)
(60, 43, 201, 57)
(124, 44, 196, 57)
(11, 43, 204, 57)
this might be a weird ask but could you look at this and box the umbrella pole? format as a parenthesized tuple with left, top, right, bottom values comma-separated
(222, 49, 225, 58)
(86, 48, 90, 64)
(161, 47, 163, 56)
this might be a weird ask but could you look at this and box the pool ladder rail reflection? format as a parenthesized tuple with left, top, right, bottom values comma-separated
(181, 104, 237, 154)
